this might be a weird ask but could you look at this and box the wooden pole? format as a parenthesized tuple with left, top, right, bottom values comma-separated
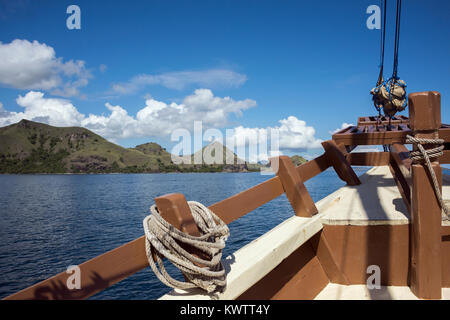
(155, 193, 200, 236)
(322, 140, 361, 186)
(271, 156, 318, 217)
(409, 91, 442, 299)
(154, 193, 210, 263)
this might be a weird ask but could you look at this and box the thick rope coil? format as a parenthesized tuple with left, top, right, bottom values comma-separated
(406, 135, 449, 220)
(143, 201, 230, 293)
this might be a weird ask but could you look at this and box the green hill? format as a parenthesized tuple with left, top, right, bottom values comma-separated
(0, 120, 255, 173)
(0, 120, 308, 174)
(0, 119, 162, 173)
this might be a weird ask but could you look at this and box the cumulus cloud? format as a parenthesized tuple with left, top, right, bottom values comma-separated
(0, 91, 84, 127)
(0, 90, 323, 163)
(0, 89, 256, 141)
(228, 116, 322, 149)
(225, 116, 323, 163)
(329, 122, 354, 135)
(0, 39, 91, 97)
(111, 69, 248, 94)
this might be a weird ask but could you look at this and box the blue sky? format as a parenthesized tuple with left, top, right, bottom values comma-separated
(0, 0, 449, 159)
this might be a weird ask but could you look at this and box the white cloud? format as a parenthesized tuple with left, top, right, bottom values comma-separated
(0, 91, 323, 163)
(0, 39, 91, 97)
(0, 89, 256, 141)
(111, 69, 247, 94)
(0, 91, 84, 127)
(330, 122, 354, 135)
(225, 116, 323, 163)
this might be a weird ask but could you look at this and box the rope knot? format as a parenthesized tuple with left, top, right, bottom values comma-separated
(143, 201, 230, 294)
(406, 134, 449, 220)
(406, 135, 444, 164)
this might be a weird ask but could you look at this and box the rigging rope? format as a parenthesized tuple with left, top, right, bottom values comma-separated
(371, 0, 407, 118)
(376, 0, 387, 88)
(143, 201, 229, 293)
(406, 135, 449, 220)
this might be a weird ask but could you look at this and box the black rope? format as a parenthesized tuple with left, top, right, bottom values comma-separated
(392, 0, 402, 79)
(377, 0, 387, 86)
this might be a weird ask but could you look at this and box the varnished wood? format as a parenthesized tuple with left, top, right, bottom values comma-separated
(332, 126, 450, 146)
(295, 153, 330, 181)
(272, 156, 317, 217)
(410, 163, 442, 299)
(357, 115, 409, 126)
(346, 152, 390, 166)
(322, 140, 361, 186)
(389, 144, 412, 213)
(409, 91, 443, 299)
(155, 193, 200, 236)
(209, 176, 284, 224)
(310, 231, 349, 285)
(390, 144, 412, 178)
(4, 237, 148, 300)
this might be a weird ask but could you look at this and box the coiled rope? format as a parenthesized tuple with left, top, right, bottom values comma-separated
(406, 135, 449, 220)
(143, 201, 230, 293)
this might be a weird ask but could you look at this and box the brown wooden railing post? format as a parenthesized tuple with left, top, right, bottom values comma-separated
(322, 140, 361, 186)
(271, 156, 318, 217)
(154, 193, 200, 236)
(154, 193, 212, 264)
(409, 91, 442, 299)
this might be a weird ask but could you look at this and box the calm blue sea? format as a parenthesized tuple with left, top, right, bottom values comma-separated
(0, 168, 368, 300)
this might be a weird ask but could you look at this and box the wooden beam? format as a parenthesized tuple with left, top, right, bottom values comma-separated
(322, 140, 361, 186)
(409, 91, 442, 300)
(295, 153, 330, 181)
(390, 144, 412, 178)
(209, 176, 284, 224)
(332, 127, 450, 146)
(310, 231, 350, 285)
(441, 150, 450, 164)
(155, 193, 200, 236)
(389, 143, 412, 212)
(271, 156, 317, 217)
(154, 194, 210, 264)
(388, 162, 411, 213)
(4, 237, 148, 300)
(346, 152, 390, 166)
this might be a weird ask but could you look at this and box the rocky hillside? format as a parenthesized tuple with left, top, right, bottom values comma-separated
(0, 120, 308, 174)
(0, 120, 248, 173)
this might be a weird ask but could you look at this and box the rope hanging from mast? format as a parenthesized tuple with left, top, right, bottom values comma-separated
(370, 0, 407, 118)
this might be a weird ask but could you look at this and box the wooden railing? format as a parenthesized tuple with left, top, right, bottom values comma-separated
(4, 91, 449, 300)
(4, 140, 359, 300)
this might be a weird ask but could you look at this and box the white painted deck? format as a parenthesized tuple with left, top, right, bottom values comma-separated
(160, 213, 325, 300)
(318, 165, 450, 226)
(315, 283, 450, 300)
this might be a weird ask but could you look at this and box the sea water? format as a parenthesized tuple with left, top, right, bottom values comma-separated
(0, 168, 368, 299)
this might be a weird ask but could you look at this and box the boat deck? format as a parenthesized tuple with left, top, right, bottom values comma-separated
(315, 283, 450, 300)
(161, 165, 450, 300)
(318, 165, 450, 226)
